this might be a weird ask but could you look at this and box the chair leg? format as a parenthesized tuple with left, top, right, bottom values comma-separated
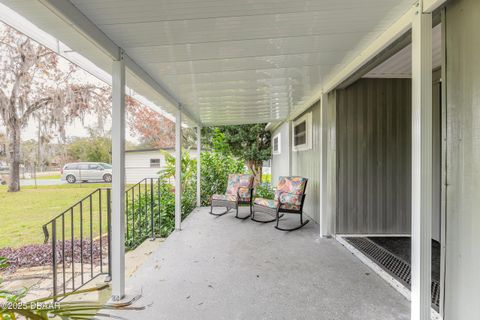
(209, 203, 231, 217)
(251, 207, 283, 223)
(235, 203, 252, 220)
(275, 209, 280, 228)
(275, 212, 309, 231)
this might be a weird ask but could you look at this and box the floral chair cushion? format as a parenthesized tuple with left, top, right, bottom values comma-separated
(238, 174, 254, 188)
(254, 198, 278, 209)
(254, 176, 307, 211)
(212, 174, 254, 203)
(276, 176, 307, 196)
(212, 194, 237, 202)
(225, 174, 240, 195)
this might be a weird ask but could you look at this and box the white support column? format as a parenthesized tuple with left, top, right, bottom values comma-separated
(175, 108, 182, 230)
(319, 93, 330, 238)
(411, 6, 433, 320)
(196, 126, 201, 207)
(111, 52, 126, 301)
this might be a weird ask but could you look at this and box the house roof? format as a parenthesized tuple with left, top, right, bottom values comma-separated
(125, 148, 174, 153)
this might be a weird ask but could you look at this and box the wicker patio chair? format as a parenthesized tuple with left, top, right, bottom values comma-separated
(209, 174, 254, 219)
(252, 176, 309, 231)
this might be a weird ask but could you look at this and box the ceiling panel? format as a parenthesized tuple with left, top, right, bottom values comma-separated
(2, 0, 417, 125)
(365, 24, 442, 78)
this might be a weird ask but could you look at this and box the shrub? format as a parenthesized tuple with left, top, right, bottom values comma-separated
(255, 182, 275, 200)
(124, 149, 245, 249)
(262, 173, 272, 183)
(200, 151, 246, 205)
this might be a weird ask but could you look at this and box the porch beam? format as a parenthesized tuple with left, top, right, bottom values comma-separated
(411, 6, 433, 320)
(196, 126, 201, 207)
(175, 108, 182, 230)
(111, 52, 126, 301)
(423, 0, 447, 13)
(319, 93, 329, 237)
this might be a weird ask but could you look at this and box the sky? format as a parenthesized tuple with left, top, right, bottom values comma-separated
(0, 19, 180, 145)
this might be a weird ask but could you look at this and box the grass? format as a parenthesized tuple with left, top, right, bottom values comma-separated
(0, 183, 110, 248)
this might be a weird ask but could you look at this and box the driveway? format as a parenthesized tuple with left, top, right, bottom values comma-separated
(20, 179, 66, 186)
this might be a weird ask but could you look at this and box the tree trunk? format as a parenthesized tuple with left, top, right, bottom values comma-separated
(7, 121, 21, 192)
(247, 160, 263, 187)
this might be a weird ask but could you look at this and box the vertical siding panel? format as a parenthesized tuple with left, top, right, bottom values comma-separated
(337, 91, 346, 231)
(367, 80, 376, 233)
(347, 85, 355, 233)
(376, 80, 384, 232)
(386, 79, 395, 233)
(336, 78, 411, 234)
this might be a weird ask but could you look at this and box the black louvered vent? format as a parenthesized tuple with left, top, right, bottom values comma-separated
(344, 237, 440, 309)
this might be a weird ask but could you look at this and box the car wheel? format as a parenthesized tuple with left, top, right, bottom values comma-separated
(103, 174, 112, 183)
(66, 175, 76, 184)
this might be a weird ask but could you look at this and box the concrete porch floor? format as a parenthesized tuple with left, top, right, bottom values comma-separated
(108, 207, 410, 320)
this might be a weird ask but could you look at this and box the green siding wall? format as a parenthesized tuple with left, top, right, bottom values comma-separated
(444, 0, 480, 317)
(336, 78, 412, 234)
(292, 101, 321, 223)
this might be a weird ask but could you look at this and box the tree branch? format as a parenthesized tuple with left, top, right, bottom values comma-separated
(21, 97, 52, 125)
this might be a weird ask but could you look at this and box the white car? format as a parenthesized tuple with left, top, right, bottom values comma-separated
(61, 162, 112, 184)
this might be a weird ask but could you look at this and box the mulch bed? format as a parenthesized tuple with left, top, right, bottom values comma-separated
(0, 237, 108, 273)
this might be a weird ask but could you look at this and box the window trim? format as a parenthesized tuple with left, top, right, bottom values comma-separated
(292, 112, 312, 152)
(272, 133, 281, 155)
(150, 158, 161, 168)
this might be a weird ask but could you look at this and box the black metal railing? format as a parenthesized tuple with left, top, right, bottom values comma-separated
(42, 178, 161, 300)
(125, 178, 161, 249)
(43, 188, 111, 301)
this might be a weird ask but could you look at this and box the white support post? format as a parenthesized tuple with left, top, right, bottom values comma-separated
(196, 126, 201, 207)
(319, 93, 330, 238)
(175, 108, 182, 230)
(411, 6, 433, 320)
(111, 52, 126, 301)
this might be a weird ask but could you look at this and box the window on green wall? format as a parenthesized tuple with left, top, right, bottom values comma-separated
(292, 112, 312, 152)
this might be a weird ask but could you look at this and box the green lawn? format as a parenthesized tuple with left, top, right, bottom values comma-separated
(0, 184, 110, 248)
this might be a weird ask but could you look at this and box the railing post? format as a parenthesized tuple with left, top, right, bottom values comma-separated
(51, 221, 57, 301)
(157, 178, 161, 237)
(150, 178, 155, 240)
(106, 188, 112, 281)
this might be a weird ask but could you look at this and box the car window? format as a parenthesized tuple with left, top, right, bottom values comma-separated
(89, 164, 102, 170)
(65, 164, 78, 170)
(100, 163, 112, 169)
(78, 164, 89, 170)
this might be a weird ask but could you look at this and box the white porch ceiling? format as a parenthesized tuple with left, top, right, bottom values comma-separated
(1, 0, 416, 126)
(365, 24, 442, 78)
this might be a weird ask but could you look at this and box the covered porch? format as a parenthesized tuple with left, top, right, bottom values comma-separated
(0, 0, 456, 319)
(108, 206, 409, 320)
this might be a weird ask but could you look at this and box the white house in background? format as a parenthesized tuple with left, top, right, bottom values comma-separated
(125, 148, 196, 184)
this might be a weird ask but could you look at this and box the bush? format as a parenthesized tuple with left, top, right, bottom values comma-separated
(124, 150, 245, 249)
(255, 182, 275, 200)
(262, 173, 271, 183)
(200, 151, 246, 205)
